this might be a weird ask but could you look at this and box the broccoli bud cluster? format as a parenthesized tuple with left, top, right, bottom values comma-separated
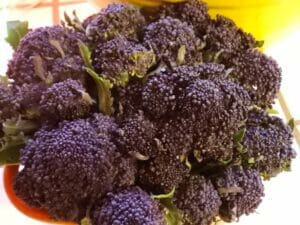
(1, 1, 296, 225)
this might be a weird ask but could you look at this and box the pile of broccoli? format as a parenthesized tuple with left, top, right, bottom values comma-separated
(0, 1, 296, 225)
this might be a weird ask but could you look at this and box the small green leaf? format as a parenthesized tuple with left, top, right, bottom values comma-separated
(218, 187, 243, 194)
(266, 108, 279, 115)
(288, 118, 295, 131)
(78, 41, 93, 69)
(3, 118, 39, 136)
(193, 150, 202, 163)
(236, 143, 247, 154)
(0, 134, 27, 166)
(255, 40, 265, 48)
(161, 199, 183, 225)
(129, 151, 149, 161)
(248, 157, 255, 164)
(185, 157, 192, 172)
(63, 11, 84, 32)
(176, 45, 186, 65)
(152, 187, 175, 200)
(234, 128, 246, 144)
(86, 68, 113, 115)
(49, 39, 65, 58)
(5, 21, 29, 50)
(218, 157, 232, 165)
(0, 76, 10, 86)
(80, 217, 91, 225)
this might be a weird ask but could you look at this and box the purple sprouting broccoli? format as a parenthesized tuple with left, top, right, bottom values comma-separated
(116, 111, 157, 158)
(157, 116, 194, 156)
(141, 63, 226, 119)
(143, 17, 203, 67)
(13, 114, 136, 222)
(92, 35, 155, 86)
(225, 49, 282, 108)
(39, 79, 93, 122)
(86, 3, 146, 43)
(138, 153, 189, 194)
(0, 82, 20, 122)
(159, 0, 210, 35)
(241, 108, 296, 179)
(90, 186, 165, 225)
(7, 26, 86, 85)
(142, 72, 177, 119)
(204, 15, 257, 59)
(173, 175, 221, 225)
(113, 79, 144, 116)
(211, 166, 264, 222)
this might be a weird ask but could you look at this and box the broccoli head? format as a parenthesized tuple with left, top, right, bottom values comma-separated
(86, 3, 145, 43)
(160, 0, 210, 35)
(204, 15, 257, 57)
(13, 114, 135, 221)
(116, 111, 157, 158)
(225, 49, 282, 108)
(39, 79, 93, 122)
(157, 116, 194, 156)
(90, 186, 165, 225)
(142, 72, 177, 118)
(241, 108, 296, 179)
(7, 26, 86, 85)
(93, 35, 155, 86)
(173, 175, 221, 225)
(144, 17, 203, 67)
(211, 166, 264, 222)
(113, 79, 144, 115)
(0, 83, 20, 121)
(138, 153, 189, 194)
(183, 78, 250, 162)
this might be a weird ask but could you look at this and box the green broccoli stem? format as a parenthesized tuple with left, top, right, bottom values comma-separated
(86, 68, 113, 116)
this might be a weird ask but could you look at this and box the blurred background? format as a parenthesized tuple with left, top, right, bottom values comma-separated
(0, 0, 299, 225)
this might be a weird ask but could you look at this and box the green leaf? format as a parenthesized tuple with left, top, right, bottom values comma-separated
(152, 187, 175, 200)
(176, 45, 186, 65)
(5, 21, 29, 50)
(78, 41, 93, 69)
(248, 157, 255, 164)
(2, 118, 39, 136)
(288, 118, 295, 131)
(236, 143, 248, 154)
(62, 11, 84, 32)
(218, 157, 232, 165)
(80, 217, 91, 225)
(266, 108, 279, 115)
(193, 150, 202, 163)
(0, 134, 26, 166)
(0, 76, 10, 86)
(184, 157, 192, 172)
(86, 68, 113, 115)
(161, 199, 183, 225)
(255, 40, 265, 48)
(234, 128, 246, 144)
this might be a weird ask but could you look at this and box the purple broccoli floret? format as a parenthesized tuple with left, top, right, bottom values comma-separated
(116, 111, 157, 158)
(39, 79, 93, 122)
(90, 186, 165, 225)
(138, 153, 189, 194)
(211, 166, 264, 222)
(7, 26, 86, 85)
(13, 114, 135, 222)
(173, 175, 221, 225)
(225, 49, 282, 108)
(241, 108, 296, 179)
(144, 17, 203, 67)
(86, 3, 145, 43)
(93, 35, 155, 86)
